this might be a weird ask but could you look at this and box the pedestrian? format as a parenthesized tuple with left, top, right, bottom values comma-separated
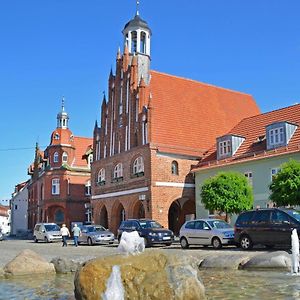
(60, 224, 70, 247)
(72, 224, 81, 247)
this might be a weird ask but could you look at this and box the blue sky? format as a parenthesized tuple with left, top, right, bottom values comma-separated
(0, 0, 299, 202)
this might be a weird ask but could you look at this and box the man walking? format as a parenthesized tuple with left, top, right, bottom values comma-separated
(72, 223, 81, 247)
(60, 224, 70, 247)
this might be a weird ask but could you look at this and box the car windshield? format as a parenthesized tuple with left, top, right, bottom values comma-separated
(44, 224, 60, 231)
(87, 226, 105, 232)
(139, 221, 163, 229)
(284, 210, 300, 222)
(207, 220, 232, 229)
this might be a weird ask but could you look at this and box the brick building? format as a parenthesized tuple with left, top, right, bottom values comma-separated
(91, 9, 261, 234)
(27, 101, 93, 230)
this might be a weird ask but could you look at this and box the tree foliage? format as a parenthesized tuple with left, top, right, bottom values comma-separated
(269, 159, 300, 206)
(200, 171, 253, 217)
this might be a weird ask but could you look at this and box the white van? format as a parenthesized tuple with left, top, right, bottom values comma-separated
(33, 223, 62, 243)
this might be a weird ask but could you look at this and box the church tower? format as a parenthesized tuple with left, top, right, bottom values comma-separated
(122, 1, 151, 84)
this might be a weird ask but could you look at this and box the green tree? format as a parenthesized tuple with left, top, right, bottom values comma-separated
(269, 159, 300, 206)
(200, 171, 253, 222)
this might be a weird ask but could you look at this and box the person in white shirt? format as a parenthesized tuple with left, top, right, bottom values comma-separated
(60, 224, 70, 247)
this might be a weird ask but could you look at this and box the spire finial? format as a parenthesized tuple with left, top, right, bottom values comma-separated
(62, 96, 65, 112)
(136, 0, 140, 16)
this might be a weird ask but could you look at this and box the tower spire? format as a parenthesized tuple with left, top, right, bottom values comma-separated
(57, 96, 69, 129)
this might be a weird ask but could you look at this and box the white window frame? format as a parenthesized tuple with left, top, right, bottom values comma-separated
(244, 171, 253, 186)
(271, 168, 280, 181)
(53, 152, 59, 163)
(133, 157, 144, 174)
(219, 140, 231, 156)
(269, 127, 284, 146)
(52, 178, 60, 195)
(114, 163, 123, 179)
(62, 152, 68, 163)
(85, 180, 91, 196)
(97, 168, 105, 183)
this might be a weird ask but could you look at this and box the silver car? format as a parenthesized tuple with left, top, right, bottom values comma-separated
(78, 225, 115, 246)
(179, 218, 235, 249)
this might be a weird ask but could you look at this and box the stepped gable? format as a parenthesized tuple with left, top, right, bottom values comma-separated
(149, 70, 261, 155)
(193, 103, 300, 171)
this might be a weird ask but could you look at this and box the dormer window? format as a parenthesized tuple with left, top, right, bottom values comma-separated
(266, 122, 297, 150)
(219, 140, 231, 156)
(54, 133, 60, 140)
(217, 135, 245, 160)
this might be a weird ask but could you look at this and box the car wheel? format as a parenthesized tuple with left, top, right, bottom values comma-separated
(87, 237, 93, 246)
(239, 235, 253, 250)
(34, 236, 38, 243)
(44, 237, 50, 243)
(212, 237, 222, 249)
(180, 237, 189, 249)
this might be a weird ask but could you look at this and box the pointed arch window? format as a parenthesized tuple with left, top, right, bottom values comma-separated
(97, 168, 105, 185)
(53, 152, 59, 163)
(52, 178, 60, 195)
(62, 152, 68, 163)
(171, 161, 179, 175)
(133, 156, 144, 175)
(113, 163, 123, 179)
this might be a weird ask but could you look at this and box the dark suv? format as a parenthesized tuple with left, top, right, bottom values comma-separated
(117, 219, 174, 247)
(234, 208, 300, 250)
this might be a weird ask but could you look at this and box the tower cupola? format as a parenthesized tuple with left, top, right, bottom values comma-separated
(57, 97, 69, 129)
(122, 0, 151, 84)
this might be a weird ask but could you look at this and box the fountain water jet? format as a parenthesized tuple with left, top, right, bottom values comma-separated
(291, 229, 300, 275)
(102, 265, 124, 300)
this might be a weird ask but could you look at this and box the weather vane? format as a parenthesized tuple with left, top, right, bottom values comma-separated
(136, 0, 140, 16)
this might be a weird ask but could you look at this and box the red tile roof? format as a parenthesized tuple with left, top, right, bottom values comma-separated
(192, 103, 300, 171)
(73, 136, 93, 167)
(149, 71, 260, 156)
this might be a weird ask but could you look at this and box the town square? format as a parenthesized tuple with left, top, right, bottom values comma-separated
(1, 0, 300, 299)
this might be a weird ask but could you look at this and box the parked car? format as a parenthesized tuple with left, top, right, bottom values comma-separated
(234, 208, 300, 250)
(117, 219, 174, 247)
(78, 225, 114, 246)
(33, 223, 62, 243)
(179, 218, 235, 249)
(0, 229, 3, 241)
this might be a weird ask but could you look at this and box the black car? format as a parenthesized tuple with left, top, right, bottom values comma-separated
(117, 219, 174, 247)
(234, 208, 300, 250)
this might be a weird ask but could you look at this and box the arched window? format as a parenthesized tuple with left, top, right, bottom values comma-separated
(62, 152, 68, 163)
(133, 156, 144, 175)
(85, 180, 91, 196)
(114, 163, 123, 179)
(131, 31, 137, 53)
(54, 133, 60, 140)
(52, 178, 60, 195)
(171, 161, 179, 175)
(97, 168, 105, 183)
(140, 31, 146, 53)
(53, 152, 59, 163)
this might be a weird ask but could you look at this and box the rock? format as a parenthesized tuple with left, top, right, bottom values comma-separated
(241, 251, 291, 270)
(51, 257, 82, 274)
(74, 250, 206, 300)
(3, 249, 55, 276)
(0, 267, 4, 278)
(200, 254, 251, 270)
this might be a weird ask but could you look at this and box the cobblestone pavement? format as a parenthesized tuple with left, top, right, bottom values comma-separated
(0, 237, 273, 268)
